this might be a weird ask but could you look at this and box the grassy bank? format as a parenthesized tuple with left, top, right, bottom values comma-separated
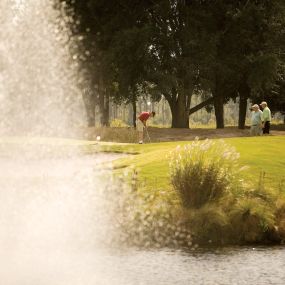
(101, 136, 285, 190)
(3, 136, 283, 246)
(100, 136, 285, 246)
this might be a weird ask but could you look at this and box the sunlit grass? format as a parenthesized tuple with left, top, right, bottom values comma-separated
(105, 136, 285, 191)
(2, 135, 284, 190)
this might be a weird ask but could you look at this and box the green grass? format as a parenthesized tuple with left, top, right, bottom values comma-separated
(2, 135, 284, 190)
(225, 137, 285, 186)
(102, 136, 285, 191)
(102, 136, 285, 245)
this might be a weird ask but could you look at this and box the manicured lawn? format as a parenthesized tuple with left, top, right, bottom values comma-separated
(2, 135, 284, 190)
(102, 136, 285, 191)
(225, 136, 285, 187)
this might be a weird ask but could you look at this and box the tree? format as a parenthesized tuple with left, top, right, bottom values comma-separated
(65, 0, 154, 126)
(185, 0, 285, 128)
(207, 0, 285, 128)
(64, 0, 285, 129)
(142, 0, 219, 128)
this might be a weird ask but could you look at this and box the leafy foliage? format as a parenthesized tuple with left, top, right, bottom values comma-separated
(64, 0, 285, 127)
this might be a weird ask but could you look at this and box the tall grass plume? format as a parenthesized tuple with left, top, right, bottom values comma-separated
(169, 139, 240, 208)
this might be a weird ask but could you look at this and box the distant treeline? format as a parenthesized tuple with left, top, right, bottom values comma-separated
(61, 0, 285, 128)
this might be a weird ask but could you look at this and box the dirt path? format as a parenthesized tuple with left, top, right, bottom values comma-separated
(80, 124, 285, 143)
(146, 126, 285, 142)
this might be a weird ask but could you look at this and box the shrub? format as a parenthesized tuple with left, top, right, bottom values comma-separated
(184, 204, 230, 244)
(229, 198, 276, 243)
(169, 139, 240, 208)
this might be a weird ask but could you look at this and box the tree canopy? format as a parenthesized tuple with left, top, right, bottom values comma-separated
(64, 0, 285, 128)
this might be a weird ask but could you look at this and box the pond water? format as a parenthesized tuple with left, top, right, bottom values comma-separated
(4, 246, 285, 285)
(0, 148, 284, 285)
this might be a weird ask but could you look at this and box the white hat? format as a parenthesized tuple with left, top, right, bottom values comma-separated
(260, 101, 267, 106)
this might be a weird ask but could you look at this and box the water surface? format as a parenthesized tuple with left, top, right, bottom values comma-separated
(0, 148, 284, 285)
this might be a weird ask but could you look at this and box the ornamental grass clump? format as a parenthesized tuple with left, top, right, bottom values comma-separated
(229, 198, 276, 243)
(169, 139, 240, 209)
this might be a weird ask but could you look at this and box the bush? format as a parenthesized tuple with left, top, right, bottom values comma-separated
(229, 198, 276, 243)
(184, 204, 230, 244)
(169, 139, 240, 208)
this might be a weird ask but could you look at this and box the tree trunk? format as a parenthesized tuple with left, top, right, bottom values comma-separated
(102, 90, 110, 126)
(213, 95, 224, 129)
(127, 103, 133, 125)
(170, 106, 189, 128)
(113, 103, 117, 120)
(82, 88, 96, 127)
(162, 97, 165, 125)
(238, 96, 248, 129)
(169, 92, 189, 128)
(98, 76, 104, 126)
(98, 77, 110, 126)
(167, 93, 215, 128)
(132, 95, 137, 127)
(238, 80, 250, 129)
(123, 105, 126, 122)
(212, 71, 225, 129)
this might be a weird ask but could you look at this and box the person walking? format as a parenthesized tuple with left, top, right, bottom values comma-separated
(137, 111, 155, 144)
(260, 101, 271, 134)
(250, 104, 263, 136)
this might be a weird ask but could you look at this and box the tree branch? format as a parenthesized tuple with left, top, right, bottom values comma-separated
(188, 97, 214, 115)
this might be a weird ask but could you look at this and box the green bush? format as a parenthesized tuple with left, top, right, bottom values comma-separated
(169, 139, 240, 208)
(184, 205, 230, 244)
(229, 198, 276, 243)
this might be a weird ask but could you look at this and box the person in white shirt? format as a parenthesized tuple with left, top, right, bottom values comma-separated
(250, 104, 263, 136)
